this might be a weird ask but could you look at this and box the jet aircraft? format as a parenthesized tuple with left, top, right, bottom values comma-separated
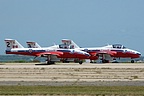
(4, 39, 91, 64)
(58, 39, 141, 63)
(26, 39, 98, 63)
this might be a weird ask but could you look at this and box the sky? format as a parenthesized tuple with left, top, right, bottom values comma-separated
(0, 0, 144, 55)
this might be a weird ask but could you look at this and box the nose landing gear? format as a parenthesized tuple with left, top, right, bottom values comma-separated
(79, 60, 83, 64)
(131, 60, 134, 63)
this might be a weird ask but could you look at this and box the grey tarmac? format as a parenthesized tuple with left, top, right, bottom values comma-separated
(0, 62, 144, 86)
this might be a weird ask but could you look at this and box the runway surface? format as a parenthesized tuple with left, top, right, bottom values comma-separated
(1, 62, 144, 68)
(0, 62, 144, 86)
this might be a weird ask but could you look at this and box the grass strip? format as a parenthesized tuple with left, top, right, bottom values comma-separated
(0, 86, 144, 95)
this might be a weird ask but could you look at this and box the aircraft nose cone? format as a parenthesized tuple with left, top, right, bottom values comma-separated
(135, 51, 141, 58)
(137, 52, 141, 56)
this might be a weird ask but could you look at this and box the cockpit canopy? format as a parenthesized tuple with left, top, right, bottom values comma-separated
(58, 39, 75, 49)
(59, 44, 74, 49)
(112, 44, 126, 49)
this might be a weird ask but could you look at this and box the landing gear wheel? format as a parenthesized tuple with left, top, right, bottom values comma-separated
(62, 61, 70, 63)
(62, 59, 70, 63)
(46, 61, 50, 65)
(46, 61, 55, 65)
(131, 60, 134, 63)
(46, 55, 54, 65)
(90, 60, 93, 63)
(79, 61, 83, 65)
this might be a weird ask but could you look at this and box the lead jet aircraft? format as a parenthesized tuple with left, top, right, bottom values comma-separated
(4, 39, 90, 64)
(58, 39, 141, 63)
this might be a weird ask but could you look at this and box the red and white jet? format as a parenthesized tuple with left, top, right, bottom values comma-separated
(26, 39, 98, 63)
(4, 39, 90, 64)
(59, 39, 141, 63)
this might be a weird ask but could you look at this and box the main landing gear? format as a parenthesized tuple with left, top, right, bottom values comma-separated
(61, 59, 70, 63)
(46, 60, 55, 64)
(74, 59, 83, 64)
(79, 60, 83, 65)
(131, 60, 135, 63)
(61, 59, 83, 64)
(46, 55, 55, 65)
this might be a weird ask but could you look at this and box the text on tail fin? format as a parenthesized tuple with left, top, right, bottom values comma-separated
(26, 41, 41, 48)
(61, 39, 80, 49)
(5, 39, 24, 50)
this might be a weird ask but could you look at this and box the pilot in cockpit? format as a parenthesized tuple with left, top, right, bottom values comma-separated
(113, 44, 126, 49)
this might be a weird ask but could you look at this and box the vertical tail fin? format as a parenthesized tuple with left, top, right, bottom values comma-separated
(26, 41, 41, 48)
(61, 39, 80, 49)
(4, 39, 24, 50)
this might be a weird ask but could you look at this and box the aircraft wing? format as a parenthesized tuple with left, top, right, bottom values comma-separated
(90, 50, 117, 61)
(88, 50, 117, 57)
(35, 51, 63, 57)
(96, 50, 117, 56)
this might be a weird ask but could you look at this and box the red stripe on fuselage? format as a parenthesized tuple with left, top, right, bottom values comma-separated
(58, 52, 89, 59)
(6, 51, 40, 56)
(6, 51, 91, 59)
(112, 51, 140, 58)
